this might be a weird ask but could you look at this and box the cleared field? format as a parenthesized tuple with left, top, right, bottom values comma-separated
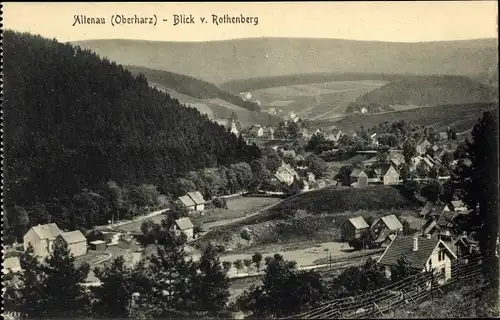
(115, 213, 168, 233)
(193, 196, 282, 225)
(250, 81, 388, 120)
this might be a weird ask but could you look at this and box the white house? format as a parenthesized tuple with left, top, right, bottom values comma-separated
(171, 217, 195, 241)
(178, 195, 196, 212)
(3, 257, 22, 274)
(187, 191, 206, 212)
(24, 223, 63, 259)
(377, 235, 457, 285)
(274, 163, 299, 186)
(55, 230, 88, 257)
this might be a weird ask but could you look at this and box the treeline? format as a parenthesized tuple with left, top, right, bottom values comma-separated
(126, 65, 261, 112)
(3, 30, 260, 241)
(351, 75, 497, 107)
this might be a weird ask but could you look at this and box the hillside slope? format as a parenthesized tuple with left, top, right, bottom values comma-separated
(126, 66, 280, 126)
(73, 37, 498, 84)
(3, 30, 260, 210)
(328, 102, 497, 134)
(347, 75, 497, 111)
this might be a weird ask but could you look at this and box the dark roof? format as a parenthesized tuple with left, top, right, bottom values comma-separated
(378, 235, 452, 269)
(437, 211, 456, 228)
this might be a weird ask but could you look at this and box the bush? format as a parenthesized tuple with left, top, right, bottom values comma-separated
(212, 197, 228, 209)
(193, 225, 203, 234)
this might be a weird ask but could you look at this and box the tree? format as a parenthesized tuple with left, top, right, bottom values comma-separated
(441, 151, 454, 168)
(13, 245, 46, 317)
(237, 254, 326, 318)
(191, 243, 231, 316)
(306, 154, 328, 178)
(241, 228, 252, 243)
(336, 165, 354, 186)
(402, 137, 417, 165)
(390, 255, 414, 283)
(252, 252, 263, 271)
(222, 261, 232, 273)
(38, 241, 91, 318)
(234, 259, 244, 274)
(452, 111, 499, 285)
(244, 259, 253, 271)
(92, 256, 134, 318)
(376, 151, 389, 166)
(421, 179, 443, 203)
(429, 166, 438, 179)
(402, 220, 413, 236)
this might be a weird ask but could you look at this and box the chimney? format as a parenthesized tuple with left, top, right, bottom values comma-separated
(413, 237, 419, 251)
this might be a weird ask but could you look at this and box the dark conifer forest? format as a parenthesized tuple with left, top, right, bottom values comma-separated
(3, 31, 260, 239)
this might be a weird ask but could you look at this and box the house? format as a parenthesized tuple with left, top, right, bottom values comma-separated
(24, 223, 63, 258)
(171, 217, 195, 241)
(421, 217, 440, 237)
(281, 149, 297, 159)
(301, 128, 310, 140)
(372, 230, 397, 248)
(389, 154, 405, 168)
(325, 129, 343, 142)
(371, 215, 404, 238)
(377, 235, 457, 284)
(349, 169, 368, 187)
(262, 127, 275, 140)
(55, 230, 88, 257)
(374, 164, 400, 185)
(3, 257, 22, 274)
(306, 172, 316, 183)
(274, 163, 299, 186)
(444, 200, 467, 213)
(416, 138, 432, 155)
(249, 125, 264, 137)
(178, 195, 196, 212)
(454, 234, 480, 258)
(341, 216, 370, 242)
(187, 191, 206, 212)
(295, 154, 305, 163)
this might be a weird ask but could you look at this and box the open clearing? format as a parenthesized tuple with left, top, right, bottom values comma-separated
(251, 80, 388, 120)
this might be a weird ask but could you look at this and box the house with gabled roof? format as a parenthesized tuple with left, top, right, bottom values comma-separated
(377, 235, 457, 284)
(325, 128, 343, 142)
(262, 127, 275, 140)
(55, 230, 87, 257)
(178, 195, 196, 212)
(374, 164, 400, 185)
(3, 257, 22, 274)
(171, 217, 194, 241)
(444, 200, 468, 213)
(187, 191, 206, 212)
(341, 216, 370, 242)
(274, 162, 299, 186)
(349, 169, 368, 187)
(24, 223, 63, 258)
(371, 214, 404, 239)
(249, 125, 264, 137)
(416, 138, 432, 155)
(454, 234, 480, 258)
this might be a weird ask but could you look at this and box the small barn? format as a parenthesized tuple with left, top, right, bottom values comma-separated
(89, 240, 107, 251)
(341, 216, 370, 242)
(171, 217, 195, 241)
(350, 169, 368, 187)
(178, 195, 196, 212)
(371, 215, 404, 237)
(3, 257, 22, 274)
(56, 230, 88, 257)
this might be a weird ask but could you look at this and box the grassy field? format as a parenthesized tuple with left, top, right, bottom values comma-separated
(192, 196, 282, 225)
(329, 102, 497, 134)
(252, 80, 387, 120)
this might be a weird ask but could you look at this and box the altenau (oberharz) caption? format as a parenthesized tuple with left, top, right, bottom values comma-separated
(72, 13, 259, 27)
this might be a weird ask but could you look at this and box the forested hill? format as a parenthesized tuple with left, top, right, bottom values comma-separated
(125, 65, 261, 112)
(347, 75, 497, 109)
(3, 31, 259, 213)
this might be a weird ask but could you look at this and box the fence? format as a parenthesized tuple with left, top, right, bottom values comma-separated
(282, 252, 493, 319)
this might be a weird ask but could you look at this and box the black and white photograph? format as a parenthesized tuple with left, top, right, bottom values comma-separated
(2, 2, 499, 319)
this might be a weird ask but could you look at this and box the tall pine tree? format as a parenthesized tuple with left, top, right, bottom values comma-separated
(191, 243, 231, 316)
(38, 241, 91, 318)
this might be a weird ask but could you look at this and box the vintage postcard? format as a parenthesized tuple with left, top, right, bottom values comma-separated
(2, 2, 499, 319)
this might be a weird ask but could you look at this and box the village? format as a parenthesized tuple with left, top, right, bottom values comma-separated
(4, 114, 480, 303)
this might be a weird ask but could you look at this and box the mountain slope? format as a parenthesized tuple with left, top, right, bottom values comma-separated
(73, 37, 498, 84)
(346, 75, 497, 112)
(126, 66, 280, 126)
(327, 102, 497, 134)
(3, 30, 260, 210)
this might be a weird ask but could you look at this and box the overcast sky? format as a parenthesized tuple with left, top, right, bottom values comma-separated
(3, 2, 498, 43)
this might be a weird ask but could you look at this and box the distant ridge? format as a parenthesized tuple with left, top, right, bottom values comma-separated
(73, 37, 498, 84)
